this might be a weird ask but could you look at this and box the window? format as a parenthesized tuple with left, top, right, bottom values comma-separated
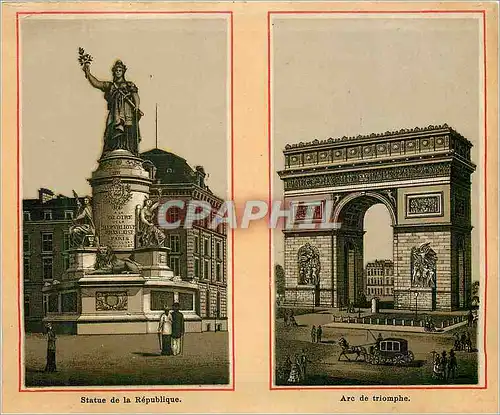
(194, 235, 199, 254)
(216, 241, 222, 260)
(169, 234, 180, 253)
(179, 292, 194, 311)
(43, 210, 53, 220)
(42, 233, 53, 252)
(23, 234, 31, 253)
(151, 291, 174, 311)
(23, 211, 31, 221)
(216, 262, 222, 282)
(170, 257, 180, 276)
(203, 238, 210, 257)
(61, 292, 78, 312)
(393, 342, 400, 352)
(203, 259, 210, 280)
(43, 257, 53, 280)
(23, 257, 31, 280)
(24, 296, 30, 318)
(63, 232, 70, 251)
(167, 206, 180, 224)
(194, 257, 200, 278)
(64, 210, 74, 220)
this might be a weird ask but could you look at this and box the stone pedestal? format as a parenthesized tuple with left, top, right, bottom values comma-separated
(89, 149, 153, 252)
(133, 247, 173, 279)
(65, 248, 98, 280)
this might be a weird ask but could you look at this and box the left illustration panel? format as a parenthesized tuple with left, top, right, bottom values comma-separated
(19, 12, 232, 388)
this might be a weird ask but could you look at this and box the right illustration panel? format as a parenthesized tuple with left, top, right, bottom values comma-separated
(270, 12, 485, 388)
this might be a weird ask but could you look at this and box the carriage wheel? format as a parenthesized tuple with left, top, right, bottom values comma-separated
(405, 351, 414, 363)
(394, 354, 406, 366)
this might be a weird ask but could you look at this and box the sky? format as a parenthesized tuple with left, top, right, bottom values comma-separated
(271, 16, 482, 275)
(21, 15, 229, 200)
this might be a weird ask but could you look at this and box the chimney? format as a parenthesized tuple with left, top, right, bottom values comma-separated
(194, 165, 206, 188)
(38, 188, 55, 204)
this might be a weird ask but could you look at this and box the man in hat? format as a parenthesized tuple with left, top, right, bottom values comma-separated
(171, 302, 185, 356)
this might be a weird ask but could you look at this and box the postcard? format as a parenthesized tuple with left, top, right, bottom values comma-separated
(1, 1, 498, 414)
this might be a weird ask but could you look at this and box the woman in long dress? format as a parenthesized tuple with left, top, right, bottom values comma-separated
(158, 307, 173, 356)
(287, 355, 302, 384)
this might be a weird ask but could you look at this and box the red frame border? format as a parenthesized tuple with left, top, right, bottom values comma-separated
(268, 9, 488, 391)
(16, 10, 235, 393)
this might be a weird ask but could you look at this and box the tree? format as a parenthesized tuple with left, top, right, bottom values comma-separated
(275, 264, 286, 295)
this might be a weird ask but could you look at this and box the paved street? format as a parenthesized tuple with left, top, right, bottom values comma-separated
(275, 312, 479, 386)
(25, 332, 230, 387)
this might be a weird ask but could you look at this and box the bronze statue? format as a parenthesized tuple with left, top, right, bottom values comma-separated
(79, 48, 143, 156)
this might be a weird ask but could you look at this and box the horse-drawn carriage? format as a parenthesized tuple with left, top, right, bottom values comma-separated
(366, 338, 414, 365)
(338, 334, 414, 366)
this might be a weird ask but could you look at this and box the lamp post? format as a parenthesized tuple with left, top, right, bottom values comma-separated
(414, 291, 419, 321)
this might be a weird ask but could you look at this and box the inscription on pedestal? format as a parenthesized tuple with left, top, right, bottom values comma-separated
(100, 212, 136, 249)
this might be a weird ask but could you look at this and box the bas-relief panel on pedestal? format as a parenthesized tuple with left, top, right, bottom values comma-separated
(95, 291, 128, 311)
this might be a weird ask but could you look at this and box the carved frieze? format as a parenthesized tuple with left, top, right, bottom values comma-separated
(283, 163, 451, 191)
(405, 192, 443, 218)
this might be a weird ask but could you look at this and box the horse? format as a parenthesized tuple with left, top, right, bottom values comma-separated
(338, 337, 367, 362)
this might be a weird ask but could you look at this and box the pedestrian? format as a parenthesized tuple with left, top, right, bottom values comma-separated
(311, 325, 317, 343)
(284, 309, 289, 327)
(287, 354, 301, 384)
(432, 353, 442, 379)
(158, 306, 173, 355)
(44, 323, 57, 372)
(441, 351, 448, 381)
(171, 302, 185, 356)
(448, 349, 457, 380)
(465, 331, 473, 352)
(376, 333, 383, 350)
(316, 325, 323, 343)
(282, 355, 292, 384)
(467, 309, 474, 328)
(299, 348, 308, 381)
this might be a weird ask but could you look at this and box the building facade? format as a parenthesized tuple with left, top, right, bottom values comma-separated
(23, 150, 228, 333)
(365, 260, 394, 301)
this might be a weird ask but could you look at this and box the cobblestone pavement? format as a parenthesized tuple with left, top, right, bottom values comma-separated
(24, 332, 230, 387)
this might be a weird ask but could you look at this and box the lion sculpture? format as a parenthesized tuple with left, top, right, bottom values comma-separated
(88, 245, 141, 274)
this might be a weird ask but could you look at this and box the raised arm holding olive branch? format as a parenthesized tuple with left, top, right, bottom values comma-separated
(78, 48, 143, 156)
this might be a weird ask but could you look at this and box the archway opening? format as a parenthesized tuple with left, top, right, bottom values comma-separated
(363, 204, 394, 308)
(335, 194, 395, 309)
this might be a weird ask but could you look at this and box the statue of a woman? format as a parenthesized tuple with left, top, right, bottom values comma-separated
(69, 195, 96, 248)
(82, 58, 142, 156)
